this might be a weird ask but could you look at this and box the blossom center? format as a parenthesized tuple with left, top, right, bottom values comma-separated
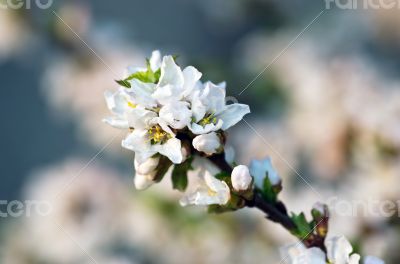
(198, 113, 217, 127)
(127, 101, 137, 108)
(147, 125, 171, 145)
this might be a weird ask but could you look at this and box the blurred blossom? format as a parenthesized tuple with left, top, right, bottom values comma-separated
(53, 3, 92, 46)
(0, 158, 283, 264)
(42, 39, 146, 152)
(0, 9, 31, 60)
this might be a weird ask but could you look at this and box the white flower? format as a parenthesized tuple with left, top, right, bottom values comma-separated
(134, 156, 159, 175)
(189, 81, 250, 134)
(180, 169, 230, 206)
(103, 88, 134, 129)
(249, 157, 281, 189)
(326, 236, 360, 264)
(122, 126, 183, 164)
(103, 88, 157, 129)
(133, 155, 160, 190)
(159, 101, 192, 129)
(231, 165, 252, 191)
(192, 132, 222, 155)
(152, 55, 202, 105)
(134, 172, 156, 190)
(280, 236, 384, 264)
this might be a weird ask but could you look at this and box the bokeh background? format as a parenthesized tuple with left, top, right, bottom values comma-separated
(1, 0, 400, 263)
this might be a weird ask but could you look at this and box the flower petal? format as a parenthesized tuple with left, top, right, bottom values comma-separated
(149, 50, 162, 71)
(182, 66, 202, 98)
(218, 103, 250, 130)
(159, 55, 184, 87)
(102, 116, 129, 129)
(203, 81, 226, 115)
(326, 236, 353, 264)
(122, 130, 155, 160)
(158, 138, 183, 164)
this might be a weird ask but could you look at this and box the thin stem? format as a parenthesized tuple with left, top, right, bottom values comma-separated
(208, 153, 295, 229)
(207, 152, 327, 252)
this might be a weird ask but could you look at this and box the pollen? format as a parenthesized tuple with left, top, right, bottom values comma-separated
(148, 125, 171, 145)
(127, 101, 137, 108)
(198, 113, 217, 127)
(207, 188, 217, 197)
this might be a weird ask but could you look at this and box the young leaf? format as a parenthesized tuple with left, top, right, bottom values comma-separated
(115, 79, 131, 88)
(171, 157, 193, 191)
(115, 59, 162, 88)
(291, 212, 312, 238)
(153, 156, 173, 183)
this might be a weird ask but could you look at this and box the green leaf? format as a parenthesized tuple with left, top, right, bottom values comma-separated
(115, 58, 162, 88)
(171, 157, 193, 191)
(214, 171, 231, 182)
(153, 156, 173, 183)
(291, 212, 312, 238)
(261, 174, 277, 202)
(115, 79, 131, 88)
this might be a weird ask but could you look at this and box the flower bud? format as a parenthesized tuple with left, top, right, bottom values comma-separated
(134, 172, 156, 190)
(312, 202, 329, 219)
(231, 165, 252, 191)
(134, 156, 160, 175)
(193, 132, 222, 155)
(311, 202, 329, 238)
(249, 157, 281, 189)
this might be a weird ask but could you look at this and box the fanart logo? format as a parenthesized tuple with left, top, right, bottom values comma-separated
(325, 0, 400, 9)
(0, 0, 53, 9)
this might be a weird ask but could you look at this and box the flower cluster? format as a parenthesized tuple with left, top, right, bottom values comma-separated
(104, 51, 385, 264)
(104, 51, 250, 201)
(281, 235, 384, 264)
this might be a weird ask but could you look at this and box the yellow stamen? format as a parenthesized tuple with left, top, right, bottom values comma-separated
(127, 101, 137, 108)
(147, 125, 171, 144)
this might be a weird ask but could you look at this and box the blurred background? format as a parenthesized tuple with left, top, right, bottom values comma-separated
(1, 0, 400, 263)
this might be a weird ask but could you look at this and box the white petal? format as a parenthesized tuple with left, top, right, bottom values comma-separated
(182, 66, 202, 98)
(326, 236, 353, 264)
(151, 84, 176, 105)
(190, 90, 207, 122)
(158, 138, 183, 164)
(180, 172, 230, 206)
(204, 172, 230, 203)
(134, 172, 155, 190)
(158, 55, 184, 87)
(280, 244, 325, 264)
(149, 50, 162, 71)
(192, 132, 221, 155)
(127, 107, 157, 130)
(104, 89, 130, 115)
(122, 130, 155, 159)
(364, 256, 384, 264)
(218, 104, 250, 130)
(280, 243, 304, 263)
(134, 156, 159, 175)
(159, 101, 192, 129)
(102, 117, 129, 129)
(203, 81, 226, 115)
(349, 254, 361, 264)
(129, 79, 157, 108)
